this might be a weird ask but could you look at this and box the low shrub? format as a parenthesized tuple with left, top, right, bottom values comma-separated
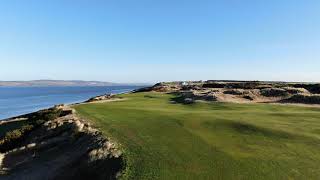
(292, 84, 320, 94)
(0, 108, 62, 152)
(0, 124, 34, 152)
(260, 88, 289, 97)
(285, 94, 320, 104)
(283, 87, 309, 94)
(202, 83, 226, 88)
(225, 82, 260, 89)
(223, 89, 244, 95)
(29, 108, 62, 122)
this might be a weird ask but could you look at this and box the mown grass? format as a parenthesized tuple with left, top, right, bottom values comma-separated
(74, 92, 320, 179)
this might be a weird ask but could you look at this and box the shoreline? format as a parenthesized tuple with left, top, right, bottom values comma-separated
(0, 87, 139, 121)
(0, 101, 123, 179)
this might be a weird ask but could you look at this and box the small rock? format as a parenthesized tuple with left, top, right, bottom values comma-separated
(184, 98, 194, 104)
(27, 143, 36, 149)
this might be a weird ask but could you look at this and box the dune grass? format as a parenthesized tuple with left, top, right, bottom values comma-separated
(74, 92, 320, 179)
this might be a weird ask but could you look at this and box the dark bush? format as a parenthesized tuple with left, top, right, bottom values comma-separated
(0, 124, 34, 152)
(285, 94, 320, 104)
(0, 108, 62, 152)
(260, 88, 289, 97)
(292, 84, 320, 94)
(202, 83, 226, 88)
(283, 87, 308, 94)
(29, 108, 62, 122)
(225, 82, 260, 89)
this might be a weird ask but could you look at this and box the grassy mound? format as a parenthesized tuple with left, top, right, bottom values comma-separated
(75, 92, 320, 179)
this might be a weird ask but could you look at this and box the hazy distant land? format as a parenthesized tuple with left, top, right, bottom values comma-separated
(0, 80, 148, 87)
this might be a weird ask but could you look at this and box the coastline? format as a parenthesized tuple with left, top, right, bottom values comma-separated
(3, 80, 320, 121)
(0, 92, 128, 179)
(0, 86, 142, 121)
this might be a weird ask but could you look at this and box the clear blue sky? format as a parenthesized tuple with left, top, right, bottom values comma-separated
(1, 0, 319, 83)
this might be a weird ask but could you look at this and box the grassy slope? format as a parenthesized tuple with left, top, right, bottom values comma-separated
(74, 92, 320, 180)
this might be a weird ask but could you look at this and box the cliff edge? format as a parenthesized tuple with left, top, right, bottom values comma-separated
(0, 105, 123, 180)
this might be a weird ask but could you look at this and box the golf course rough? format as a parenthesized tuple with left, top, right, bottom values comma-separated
(74, 92, 320, 180)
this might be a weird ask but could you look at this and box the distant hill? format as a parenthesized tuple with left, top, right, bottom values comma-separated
(0, 80, 144, 87)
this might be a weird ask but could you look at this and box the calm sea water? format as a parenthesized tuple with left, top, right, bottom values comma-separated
(0, 86, 143, 120)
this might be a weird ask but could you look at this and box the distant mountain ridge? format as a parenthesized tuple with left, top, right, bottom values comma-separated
(0, 80, 144, 87)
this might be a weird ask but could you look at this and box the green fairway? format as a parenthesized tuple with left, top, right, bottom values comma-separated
(74, 92, 320, 180)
